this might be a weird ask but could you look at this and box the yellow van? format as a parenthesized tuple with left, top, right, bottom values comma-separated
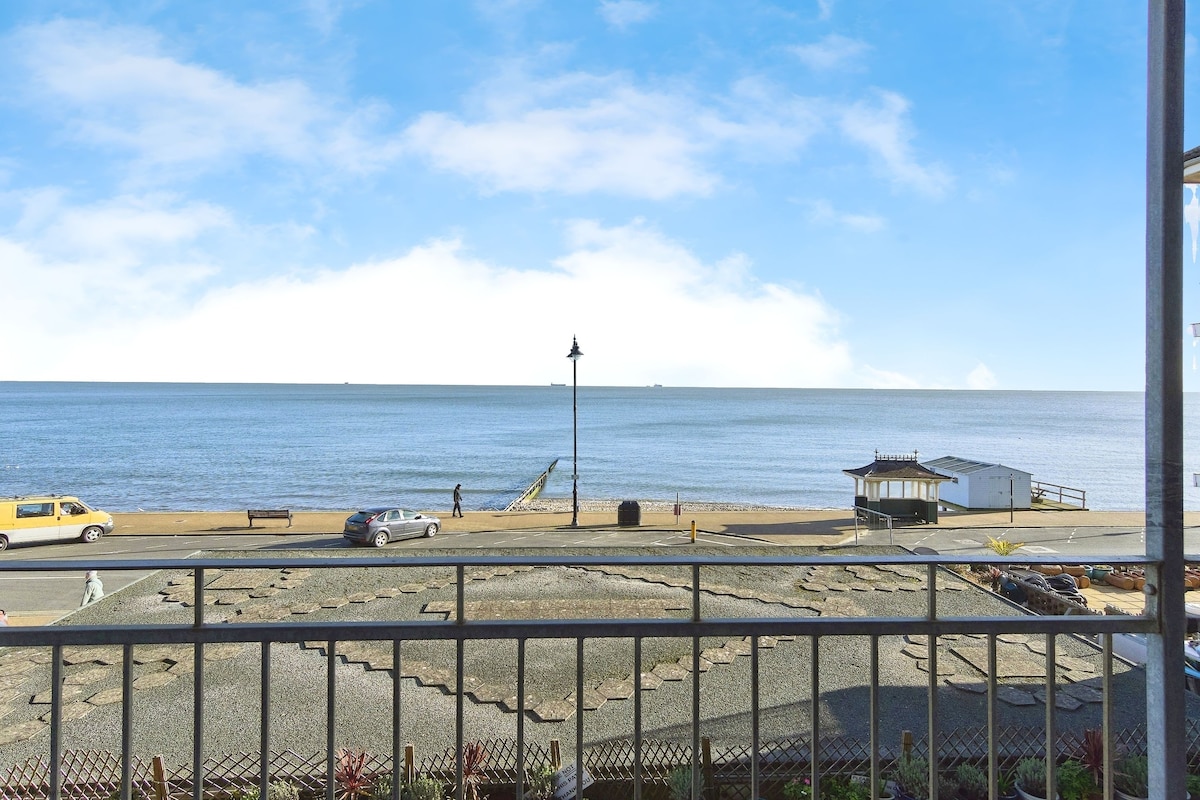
(0, 496, 115, 552)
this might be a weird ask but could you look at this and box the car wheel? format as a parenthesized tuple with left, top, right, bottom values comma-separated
(372, 530, 389, 548)
(0, 535, 7, 552)
(80, 526, 103, 543)
(424, 523, 438, 538)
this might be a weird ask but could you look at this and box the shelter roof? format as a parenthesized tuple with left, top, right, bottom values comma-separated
(844, 453, 950, 481)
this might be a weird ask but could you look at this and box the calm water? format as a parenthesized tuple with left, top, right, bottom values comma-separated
(0, 382, 1194, 512)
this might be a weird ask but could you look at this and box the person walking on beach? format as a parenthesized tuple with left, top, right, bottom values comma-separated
(80, 570, 104, 607)
(0, 609, 8, 626)
(452, 484, 463, 518)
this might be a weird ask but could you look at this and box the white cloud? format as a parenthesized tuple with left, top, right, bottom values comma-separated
(599, 1, 657, 30)
(7, 20, 400, 178)
(816, 0, 834, 21)
(402, 71, 824, 198)
(966, 363, 998, 390)
(838, 90, 953, 197)
(806, 199, 886, 233)
(0, 218, 893, 387)
(790, 34, 870, 72)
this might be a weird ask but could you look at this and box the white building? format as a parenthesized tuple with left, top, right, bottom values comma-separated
(922, 455, 1033, 511)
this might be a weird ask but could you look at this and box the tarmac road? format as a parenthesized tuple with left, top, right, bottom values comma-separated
(0, 526, 759, 625)
(856, 522, 1200, 559)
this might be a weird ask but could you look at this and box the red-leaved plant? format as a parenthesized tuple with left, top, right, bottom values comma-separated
(458, 741, 489, 800)
(334, 748, 375, 800)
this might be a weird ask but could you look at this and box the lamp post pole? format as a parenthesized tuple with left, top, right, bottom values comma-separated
(1009, 473, 1014, 524)
(567, 337, 583, 528)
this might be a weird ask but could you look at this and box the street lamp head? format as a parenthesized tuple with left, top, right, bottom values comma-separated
(567, 336, 583, 361)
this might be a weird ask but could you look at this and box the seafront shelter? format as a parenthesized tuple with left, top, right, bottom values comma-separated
(922, 456, 1033, 512)
(844, 451, 951, 524)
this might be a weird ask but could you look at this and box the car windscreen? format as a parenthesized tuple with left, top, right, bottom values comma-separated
(347, 512, 373, 523)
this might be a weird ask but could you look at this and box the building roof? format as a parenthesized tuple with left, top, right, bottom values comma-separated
(844, 452, 950, 481)
(924, 455, 1031, 477)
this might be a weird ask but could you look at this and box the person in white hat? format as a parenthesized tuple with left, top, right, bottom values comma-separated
(80, 570, 104, 607)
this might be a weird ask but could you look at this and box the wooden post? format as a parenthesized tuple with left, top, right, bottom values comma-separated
(549, 739, 561, 770)
(900, 730, 913, 758)
(404, 744, 415, 784)
(151, 755, 169, 800)
(701, 737, 713, 800)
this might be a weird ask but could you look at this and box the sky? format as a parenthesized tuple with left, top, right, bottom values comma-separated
(2, 1, 1200, 390)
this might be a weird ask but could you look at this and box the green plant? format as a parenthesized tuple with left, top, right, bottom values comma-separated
(891, 754, 928, 799)
(1056, 759, 1097, 800)
(1187, 773, 1200, 798)
(335, 750, 376, 800)
(371, 774, 392, 800)
(824, 776, 869, 800)
(986, 536, 1025, 556)
(402, 775, 443, 800)
(524, 765, 557, 800)
(781, 776, 812, 800)
(668, 766, 694, 800)
(954, 763, 987, 800)
(1113, 754, 1148, 798)
(269, 782, 300, 800)
(1013, 757, 1048, 798)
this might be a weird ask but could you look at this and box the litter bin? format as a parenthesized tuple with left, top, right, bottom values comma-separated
(617, 500, 641, 527)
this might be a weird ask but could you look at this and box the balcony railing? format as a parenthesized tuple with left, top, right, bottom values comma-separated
(0, 552, 1173, 800)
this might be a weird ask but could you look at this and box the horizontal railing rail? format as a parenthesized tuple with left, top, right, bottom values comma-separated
(0, 552, 1172, 800)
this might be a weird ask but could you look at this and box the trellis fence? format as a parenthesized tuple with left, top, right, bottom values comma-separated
(4, 723, 1196, 800)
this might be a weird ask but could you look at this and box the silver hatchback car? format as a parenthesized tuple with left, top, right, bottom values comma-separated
(343, 507, 440, 547)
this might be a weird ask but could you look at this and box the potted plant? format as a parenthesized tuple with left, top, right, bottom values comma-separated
(955, 763, 987, 800)
(1056, 760, 1097, 800)
(1113, 755, 1148, 800)
(1013, 757, 1057, 800)
(891, 754, 929, 800)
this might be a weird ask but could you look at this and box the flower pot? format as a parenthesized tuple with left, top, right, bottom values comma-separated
(1015, 781, 1058, 800)
(1089, 565, 1113, 580)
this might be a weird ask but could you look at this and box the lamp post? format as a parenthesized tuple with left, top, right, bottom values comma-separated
(567, 337, 583, 528)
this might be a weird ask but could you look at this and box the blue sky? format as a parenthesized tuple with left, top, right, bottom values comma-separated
(0, 1, 1196, 389)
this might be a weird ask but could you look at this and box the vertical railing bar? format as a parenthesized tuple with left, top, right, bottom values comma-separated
(456, 565, 465, 800)
(751, 636, 760, 800)
(457, 565, 465, 624)
(456, 638, 465, 800)
(193, 568, 205, 800)
(517, 638, 526, 800)
(122, 643, 133, 800)
(692, 562, 701, 800)
(1045, 634, 1057, 794)
(260, 641, 271, 800)
(987, 634, 997, 800)
(810, 636, 820, 800)
(326, 639, 336, 800)
(692, 632, 701, 800)
(1104, 633, 1114, 800)
(575, 637, 585, 800)
(50, 644, 62, 800)
(870, 635, 879, 800)
(926, 563, 938, 800)
(634, 636, 643, 800)
(392, 639, 402, 800)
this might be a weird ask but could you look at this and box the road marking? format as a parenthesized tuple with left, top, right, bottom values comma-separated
(1022, 545, 1059, 554)
(953, 539, 979, 546)
(0, 576, 80, 581)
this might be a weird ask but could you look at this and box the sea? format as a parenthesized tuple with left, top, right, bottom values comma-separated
(0, 382, 1197, 513)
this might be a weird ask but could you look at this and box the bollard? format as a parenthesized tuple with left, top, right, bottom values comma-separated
(690, 520, 696, 543)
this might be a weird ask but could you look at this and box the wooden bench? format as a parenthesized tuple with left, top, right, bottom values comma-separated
(247, 509, 292, 528)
